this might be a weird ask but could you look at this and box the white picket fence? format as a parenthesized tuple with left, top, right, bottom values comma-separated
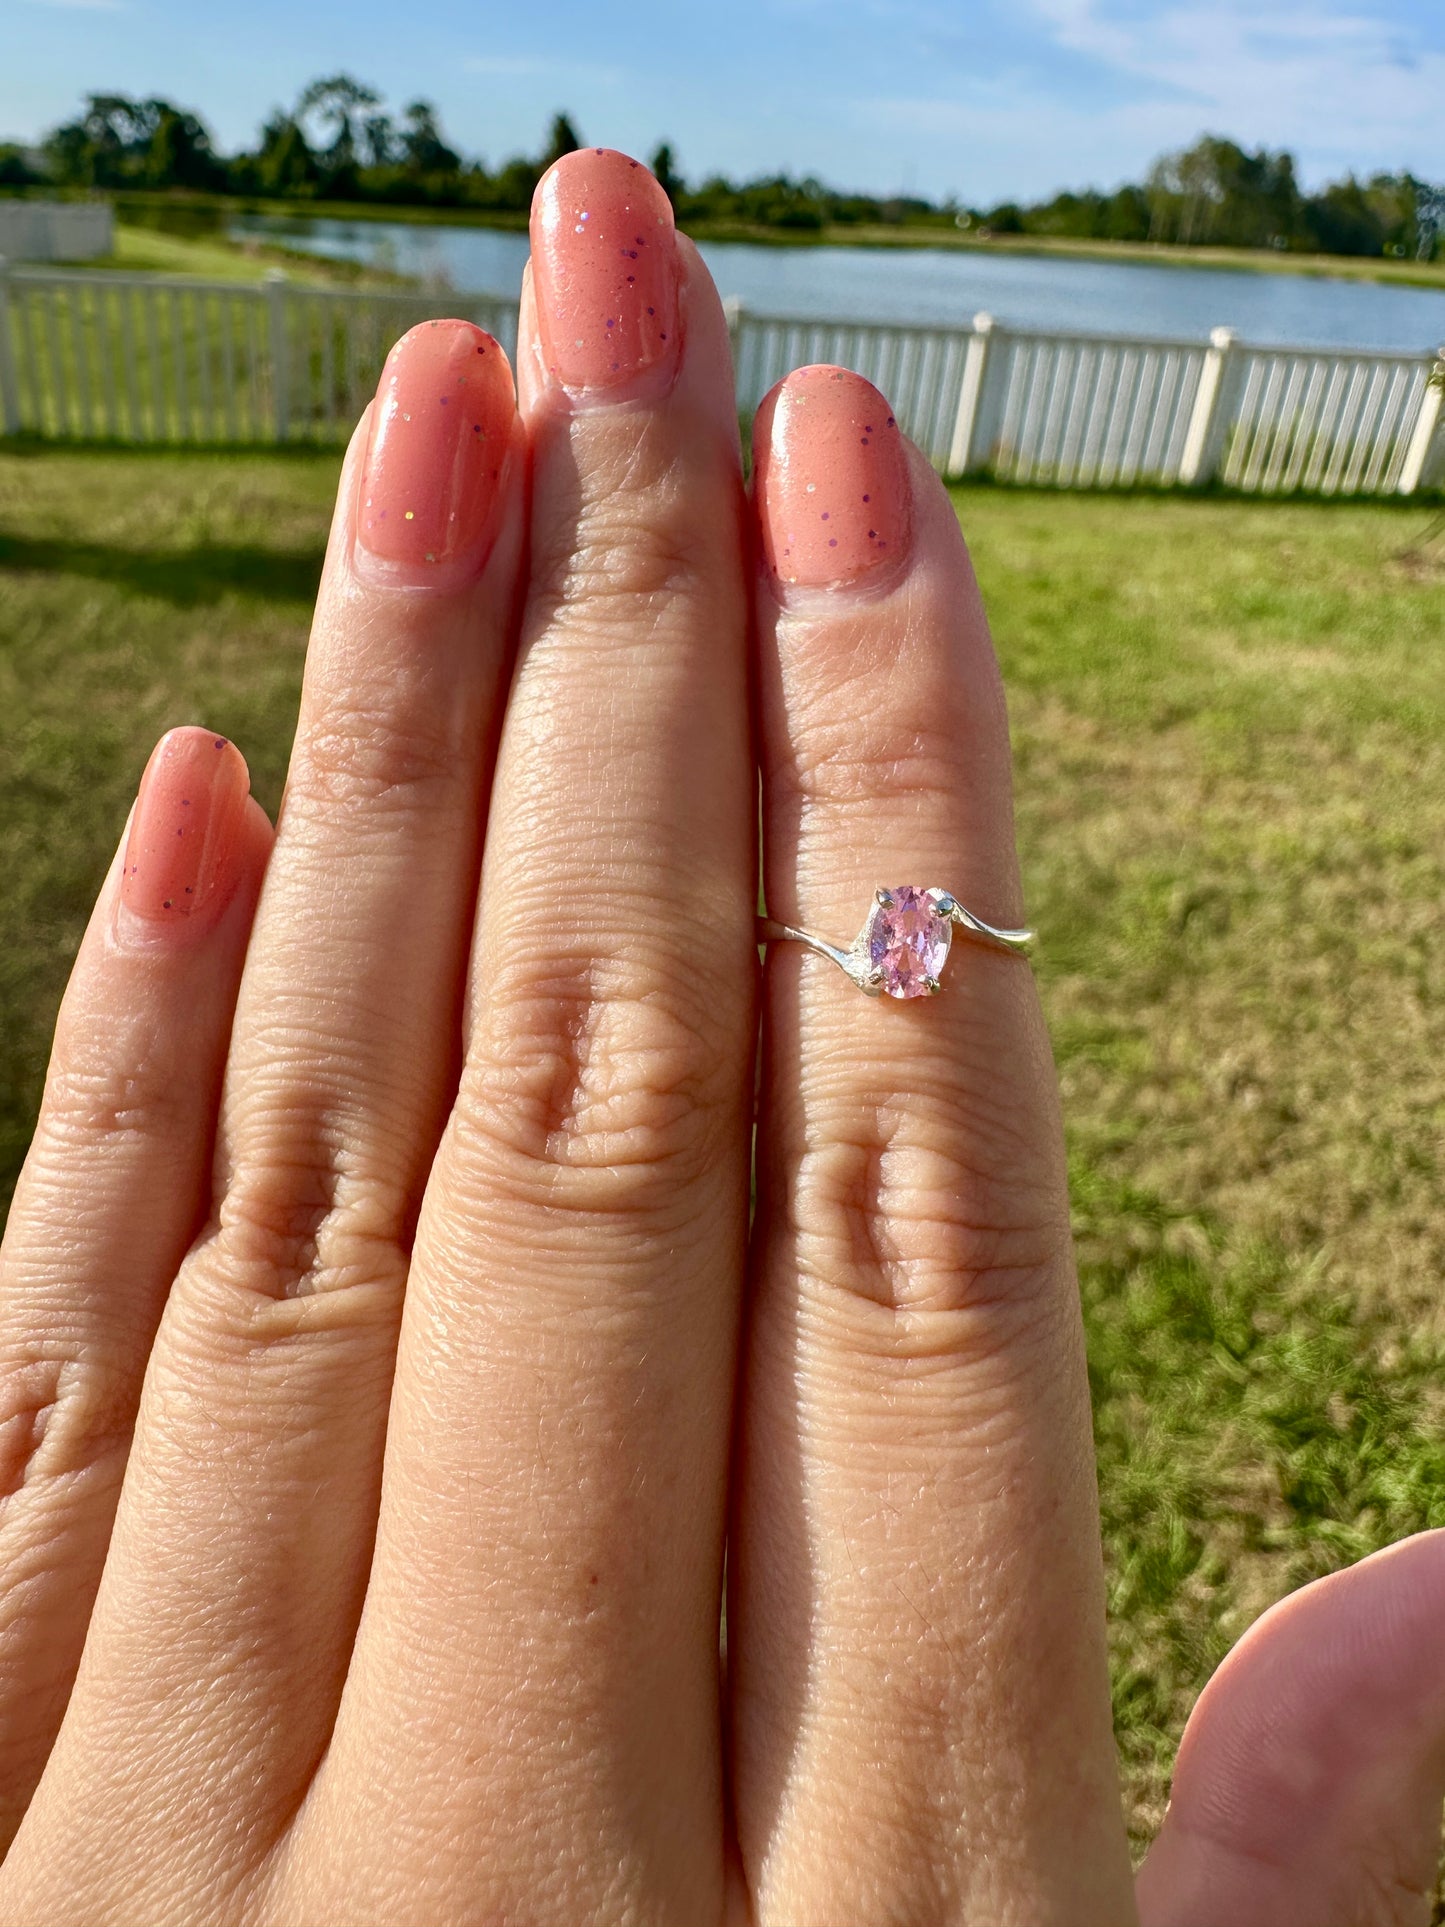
(0, 204, 113, 264)
(1, 261, 1442, 494)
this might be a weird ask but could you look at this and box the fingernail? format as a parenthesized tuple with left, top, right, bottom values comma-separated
(531, 148, 679, 396)
(356, 319, 515, 583)
(121, 727, 250, 932)
(753, 366, 911, 590)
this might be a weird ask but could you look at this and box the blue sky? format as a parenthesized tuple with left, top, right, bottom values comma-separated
(3, 0, 1442, 203)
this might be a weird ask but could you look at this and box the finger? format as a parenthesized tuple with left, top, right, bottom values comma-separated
(732, 369, 1134, 1925)
(1136, 1531, 1445, 1927)
(0, 729, 267, 1849)
(6, 325, 526, 1916)
(302, 151, 754, 1924)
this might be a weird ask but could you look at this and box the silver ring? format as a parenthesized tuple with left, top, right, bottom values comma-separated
(757, 884, 1033, 999)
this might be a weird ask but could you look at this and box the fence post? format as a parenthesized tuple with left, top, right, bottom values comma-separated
(0, 258, 18, 436)
(1178, 326, 1239, 486)
(722, 294, 744, 359)
(264, 269, 289, 444)
(1397, 350, 1445, 495)
(946, 312, 996, 475)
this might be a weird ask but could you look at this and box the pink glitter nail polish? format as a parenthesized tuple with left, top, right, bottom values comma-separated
(753, 366, 911, 589)
(357, 319, 514, 581)
(531, 148, 679, 393)
(121, 727, 250, 928)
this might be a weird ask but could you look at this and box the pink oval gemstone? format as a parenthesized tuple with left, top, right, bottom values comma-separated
(865, 886, 951, 998)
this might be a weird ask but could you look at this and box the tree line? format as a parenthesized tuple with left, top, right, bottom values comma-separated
(2, 82, 1441, 261)
(985, 138, 1444, 262)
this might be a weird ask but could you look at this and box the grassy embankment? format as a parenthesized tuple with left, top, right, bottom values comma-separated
(699, 222, 1445, 292)
(2, 447, 1444, 1863)
(99, 219, 411, 286)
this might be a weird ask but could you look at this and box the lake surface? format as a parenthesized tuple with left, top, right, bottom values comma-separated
(228, 211, 1445, 354)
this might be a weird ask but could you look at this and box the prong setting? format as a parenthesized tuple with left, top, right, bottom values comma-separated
(875, 887, 895, 908)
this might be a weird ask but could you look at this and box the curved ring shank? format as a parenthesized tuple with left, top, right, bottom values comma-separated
(756, 919, 862, 977)
(946, 904, 1035, 952)
(757, 903, 1033, 992)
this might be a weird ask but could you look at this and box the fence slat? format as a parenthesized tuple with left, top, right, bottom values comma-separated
(0, 260, 19, 435)
(197, 290, 218, 440)
(141, 285, 166, 441)
(68, 283, 96, 439)
(219, 295, 239, 443)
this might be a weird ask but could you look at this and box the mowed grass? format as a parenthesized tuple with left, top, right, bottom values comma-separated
(104, 220, 413, 286)
(2, 447, 1444, 1860)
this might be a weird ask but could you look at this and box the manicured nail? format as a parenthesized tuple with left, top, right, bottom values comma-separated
(531, 148, 679, 395)
(754, 366, 911, 590)
(356, 319, 515, 583)
(121, 727, 250, 931)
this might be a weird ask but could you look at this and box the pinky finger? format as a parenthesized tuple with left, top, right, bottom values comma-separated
(0, 725, 269, 1847)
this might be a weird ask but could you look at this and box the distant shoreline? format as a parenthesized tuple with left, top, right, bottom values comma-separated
(98, 190, 1445, 297)
(10, 185, 1443, 299)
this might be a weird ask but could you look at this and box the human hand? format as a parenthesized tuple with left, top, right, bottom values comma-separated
(0, 149, 1441, 1927)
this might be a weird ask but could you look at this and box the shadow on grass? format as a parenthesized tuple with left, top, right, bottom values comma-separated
(0, 533, 325, 607)
(945, 472, 1445, 511)
(0, 434, 342, 460)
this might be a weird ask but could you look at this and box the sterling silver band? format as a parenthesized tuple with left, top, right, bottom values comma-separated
(757, 885, 1033, 999)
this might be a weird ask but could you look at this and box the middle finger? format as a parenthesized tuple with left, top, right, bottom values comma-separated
(303, 152, 755, 1925)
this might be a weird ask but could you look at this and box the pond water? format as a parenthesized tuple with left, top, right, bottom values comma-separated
(226, 210, 1445, 353)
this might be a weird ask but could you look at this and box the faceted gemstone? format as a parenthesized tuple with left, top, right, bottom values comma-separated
(865, 885, 951, 999)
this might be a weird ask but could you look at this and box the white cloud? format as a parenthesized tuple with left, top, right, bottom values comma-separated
(868, 0, 1445, 194)
(1023, 0, 1445, 172)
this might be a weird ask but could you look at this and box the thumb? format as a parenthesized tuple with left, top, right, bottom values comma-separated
(1135, 1530, 1445, 1927)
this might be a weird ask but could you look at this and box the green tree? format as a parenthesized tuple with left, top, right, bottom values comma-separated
(254, 111, 319, 196)
(542, 113, 582, 168)
(485, 154, 542, 210)
(650, 142, 682, 207)
(42, 120, 94, 187)
(1101, 184, 1151, 241)
(1301, 177, 1385, 257)
(296, 76, 380, 195)
(399, 101, 460, 181)
(43, 95, 132, 186)
(1146, 136, 1299, 247)
(141, 102, 222, 190)
(40, 93, 221, 190)
(983, 201, 1025, 234)
(0, 143, 41, 188)
(361, 111, 395, 168)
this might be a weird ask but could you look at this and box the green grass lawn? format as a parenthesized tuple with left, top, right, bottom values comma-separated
(2, 447, 1444, 1866)
(102, 221, 415, 286)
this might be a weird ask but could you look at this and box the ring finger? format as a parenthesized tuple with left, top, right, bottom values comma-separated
(732, 368, 1135, 1926)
